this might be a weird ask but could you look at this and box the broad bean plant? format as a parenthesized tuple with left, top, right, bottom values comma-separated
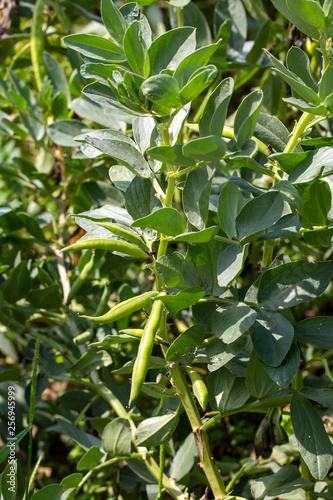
(1, 0, 333, 499)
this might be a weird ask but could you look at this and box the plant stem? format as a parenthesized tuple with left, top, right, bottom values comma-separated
(283, 112, 313, 154)
(176, 7, 184, 28)
(153, 122, 227, 499)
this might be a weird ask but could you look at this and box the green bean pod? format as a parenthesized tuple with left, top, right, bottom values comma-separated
(129, 299, 164, 405)
(80, 291, 158, 324)
(60, 238, 149, 260)
(185, 366, 208, 411)
(74, 328, 94, 345)
(95, 222, 149, 251)
(31, 0, 46, 91)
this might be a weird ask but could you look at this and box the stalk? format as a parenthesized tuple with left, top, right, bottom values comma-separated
(153, 122, 227, 499)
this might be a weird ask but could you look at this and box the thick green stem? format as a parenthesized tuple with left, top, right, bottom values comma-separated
(283, 112, 313, 154)
(154, 123, 227, 499)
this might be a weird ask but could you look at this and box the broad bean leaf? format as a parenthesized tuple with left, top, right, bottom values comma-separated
(258, 214, 302, 241)
(183, 163, 216, 229)
(207, 367, 250, 412)
(206, 335, 248, 372)
(72, 98, 127, 129)
(250, 310, 294, 367)
(264, 49, 322, 105)
(63, 34, 126, 62)
(155, 253, 188, 289)
(199, 77, 233, 137)
(125, 176, 162, 220)
(301, 180, 331, 228)
(183, 136, 227, 161)
(84, 130, 151, 178)
(29, 485, 63, 500)
(254, 113, 296, 153)
(241, 0, 268, 22)
(294, 316, 333, 348)
(134, 413, 179, 447)
(169, 433, 198, 482)
(166, 324, 205, 362)
(217, 181, 245, 239)
(271, 151, 308, 174)
(272, 180, 304, 211)
(217, 244, 248, 287)
(83, 82, 146, 116)
(48, 120, 91, 147)
(283, 97, 327, 115)
(301, 387, 333, 407)
(119, 3, 152, 47)
(261, 342, 300, 387)
(270, 0, 324, 39)
(124, 21, 150, 77)
(131, 207, 186, 236)
(245, 351, 279, 399)
(101, 0, 127, 46)
(289, 147, 333, 184)
(141, 74, 182, 111)
(251, 465, 312, 500)
(236, 191, 284, 241)
(234, 90, 263, 149)
(61, 473, 83, 489)
(173, 226, 219, 243)
(212, 303, 257, 343)
(290, 394, 333, 480)
(77, 446, 105, 471)
(286, 46, 318, 93)
(44, 52, 71, 105)
(133, 116, 158, 154)
(102, 418, 131, 456)
(187, 240, 228, 295)
(180, 65, 218, 103)
(257, 260, 333, 310)
(147, 144, 196, 166)
(173, 42, 221, 89)
(156, 287, 205, 315)
(214, 0, 247, 57)
(1, 262, 31, 304)
(148, 27, 196, 74)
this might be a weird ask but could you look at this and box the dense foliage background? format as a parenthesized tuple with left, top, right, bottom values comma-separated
(0, 0, 333, 499)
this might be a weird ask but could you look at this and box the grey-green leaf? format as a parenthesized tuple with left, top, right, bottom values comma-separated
(234, 90, 263, 149)
(257, 260, 333, 310)
(199, 77, 233, 138)
(63, 34, 126, 62)
(294, 316, 333, 348)
(131, 208, 186, 236)
(245, 350, 279, 398)
(102, 418, 131, 456)
(101, 0, 127, 46)
(134, 413, 179, 447)
(250, 310, 294, 367)
(212, 303, 257, 343)
(207, 367, 250, 412)
(217, 244, 248, 287)
(290, 394, 333, 480)
(236, 191, 284, 241)
(183, 135, 227, 162)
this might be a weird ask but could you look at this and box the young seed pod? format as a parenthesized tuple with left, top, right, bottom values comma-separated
(129, 299, 164, 405)
(60, 238, 149, 260)
(74, 328, 94, 345)
(185, 366, 208, 411)
(94, 222, 149, 251)
(80, 291, 158, 324)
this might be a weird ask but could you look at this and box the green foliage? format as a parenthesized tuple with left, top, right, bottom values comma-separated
(1, 0, 333, 499)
